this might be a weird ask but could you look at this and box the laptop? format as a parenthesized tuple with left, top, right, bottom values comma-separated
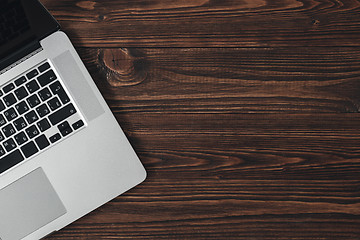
(0, 0, 146, 239)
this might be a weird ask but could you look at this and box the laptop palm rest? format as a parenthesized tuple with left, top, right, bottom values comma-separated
(0, 168, 66, 240)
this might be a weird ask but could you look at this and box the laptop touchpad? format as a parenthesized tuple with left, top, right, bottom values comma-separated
(0, 168, 66, 240)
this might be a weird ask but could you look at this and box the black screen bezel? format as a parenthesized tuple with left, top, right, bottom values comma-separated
(0, 0, 60, 71)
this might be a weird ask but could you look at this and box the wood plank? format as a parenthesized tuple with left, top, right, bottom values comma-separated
(47, 113, 360, 239)
(119, 113, 360, 182)
(75, 47, 360, 113)
(41, 0, 360, 47)
(48, 215, 360, 239)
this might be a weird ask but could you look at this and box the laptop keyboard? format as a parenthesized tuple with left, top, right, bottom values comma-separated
(0, 61, 85, 174)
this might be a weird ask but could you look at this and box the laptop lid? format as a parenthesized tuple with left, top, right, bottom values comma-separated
(0, 0, 60, 72)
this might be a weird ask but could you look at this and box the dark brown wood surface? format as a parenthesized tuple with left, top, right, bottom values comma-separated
(42, 0, 360, 239)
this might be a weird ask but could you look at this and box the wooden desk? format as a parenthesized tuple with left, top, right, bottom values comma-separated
(43, 0, 360, 239)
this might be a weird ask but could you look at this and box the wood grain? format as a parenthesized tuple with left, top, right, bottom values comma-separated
(77, 47, 360, 113)
(49, 113, 360, 239)
(41, 0, 360, 47)
(47, 47, 360, 239)
(40, 0, 360, 239)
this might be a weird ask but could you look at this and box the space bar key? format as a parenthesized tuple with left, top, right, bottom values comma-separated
(48, 103, 77, 126)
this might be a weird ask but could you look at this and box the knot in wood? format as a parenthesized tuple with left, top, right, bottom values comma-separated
(312, 19, 320, 26)
(99, 48, 147, 87)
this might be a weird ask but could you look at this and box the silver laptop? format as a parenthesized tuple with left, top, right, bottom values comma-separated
(0, 1, 146, 239)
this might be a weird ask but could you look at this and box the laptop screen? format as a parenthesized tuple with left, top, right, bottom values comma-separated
(0, 0, 59, 71)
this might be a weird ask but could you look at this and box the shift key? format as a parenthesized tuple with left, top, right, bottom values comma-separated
(48, 103, 77, 125)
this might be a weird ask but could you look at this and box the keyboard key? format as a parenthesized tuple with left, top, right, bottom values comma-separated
(25, 80, 39, 93)
(0, 149, 24, 174)
(0, 90, 3, 97)
(47, 97, 61, 111)
(0, 100, 5, 111)
(26, 69, 39, 80)
(20, 141, 38, 158)
(2, 123, 16, 137)
(35, 134, 50, 150)
(0, 132, 4, 142)
(58, 121, 73, 137)
(58, 88, 70, 104)
(14, 132, 28, 145)
(25, 125, 39, 139)
(38, 70, 57, 87)
(38, 87, 52, 101)
(49, 81, 70, 104)
(0, 114, 6, 126)
(15, 101, 29, 115)
(14, 76, 27, 86)
(3, 82, 15, 93)
(37, 119, 50, 132)
(49, 81, 62, 94)
(24, 110, 38, 124)
(0, 145, 5, 157)
(13, 117, 27, 131)
(49, 133, 61, 143)
(4, 107, 18, 121)
(3, 93, 17, 106)
(72, 120, 84, 130)
(14, 86, 28, 100)
(49, 81, 70, 103)
(48, 103, 77, 126)
(27, 94, 40, 108)
(3, 138, 16, 152)
(38, 62, 50, 73)
(36, 104, 50, 117)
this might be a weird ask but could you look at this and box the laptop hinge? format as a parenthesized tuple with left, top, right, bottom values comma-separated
(0, 41, 41, 75)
